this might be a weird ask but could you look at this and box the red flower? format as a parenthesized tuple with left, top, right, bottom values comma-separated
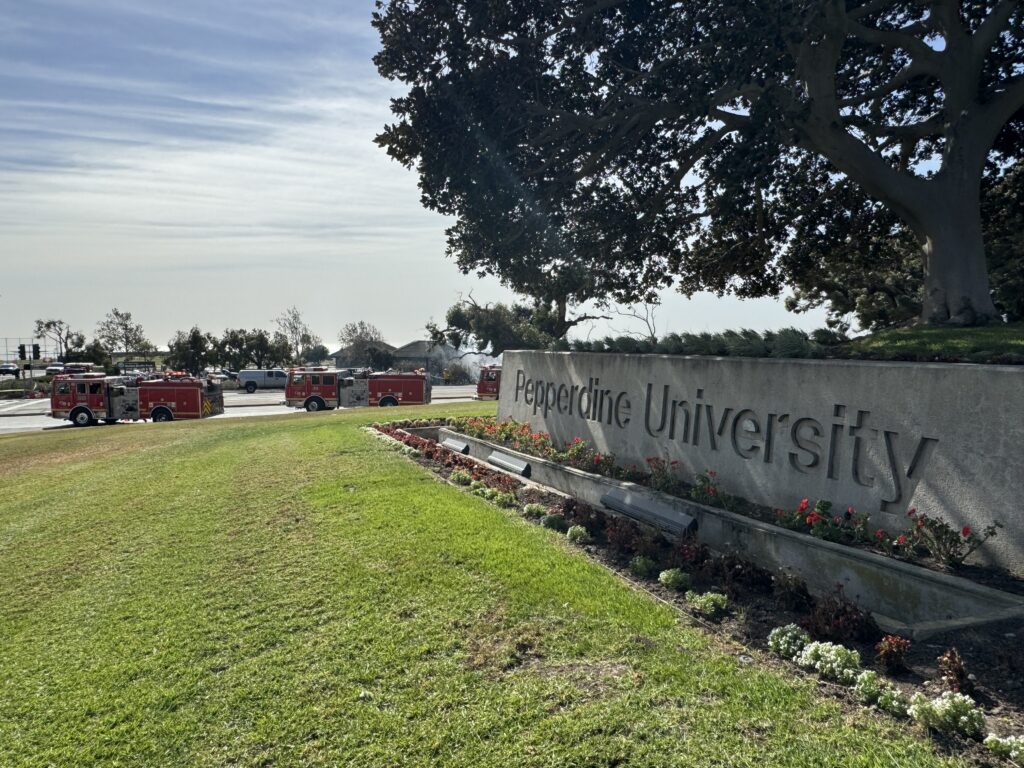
(962, 526, 972, 538)
(708, 470, 717, 477)
(875, 529, 886, 540)
(797, 498, 809, 514)
(907, 507, 917, 518)
(896, 534, 908, 545)
(806, 512, 824, 526)
(708, 486, 718, 496)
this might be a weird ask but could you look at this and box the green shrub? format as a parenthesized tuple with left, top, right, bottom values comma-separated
(854, 670, 883, 704)
(878, 687, 910, 718)
(566, 525, 593, 544)
(493, 491, 518, 508)
(470, 480, 485, 490)
(541, 514, 568, 532)
(684, 590, 728, 618)
(629, 555, 659, 579)
(522, 503, 547, 519)
(795, 641, 861, 684)
(450, 470, 473, 486)
(767, 624, 811, 660)
(770, 327, 822, 359)
(723, 328, 769, 357)
(657, 568, 691, 591)
(984, 734, 1024, 761)
(908, 691, 985, 739)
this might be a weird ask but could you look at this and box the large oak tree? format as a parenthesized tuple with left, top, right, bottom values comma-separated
(374, 0, 1024, 325)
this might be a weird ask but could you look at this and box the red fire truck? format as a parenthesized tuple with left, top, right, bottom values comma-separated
(284, 368, 431, 411)
(50, 373, 225, 426)
(476, 365, 501, 400)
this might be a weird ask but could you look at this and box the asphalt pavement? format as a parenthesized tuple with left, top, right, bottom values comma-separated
(0, 385, 480, 436)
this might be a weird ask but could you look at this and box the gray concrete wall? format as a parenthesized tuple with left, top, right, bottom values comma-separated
(498, 351, 1024, 572)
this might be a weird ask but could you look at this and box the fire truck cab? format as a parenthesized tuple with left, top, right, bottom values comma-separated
(50, 372, 224, 426)
(476, 365, 501, 400)
(285, 367, 431, 411)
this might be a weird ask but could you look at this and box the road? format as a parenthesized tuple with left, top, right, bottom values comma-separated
(0, 385, 480, 436)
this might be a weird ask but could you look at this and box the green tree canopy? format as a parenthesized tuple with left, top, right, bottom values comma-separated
(34, 319, 85, 361)
(95, 308, 152, 355)
(166, 328, 217, 376)
(427, 297, 588, 357)
(374, 0, 1024, 326)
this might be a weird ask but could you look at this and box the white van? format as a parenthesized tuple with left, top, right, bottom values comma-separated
(237, 369, 288, 393)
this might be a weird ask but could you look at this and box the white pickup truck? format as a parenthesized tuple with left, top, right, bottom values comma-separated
(237, 369, 288, 393)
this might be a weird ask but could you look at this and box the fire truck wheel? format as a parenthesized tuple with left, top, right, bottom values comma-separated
(71, 409, 93, 427)
(152, 408, 173, 422)
(245, 382, 257, 393)
(305, 398, 325, 412)
(379, 396, 398, 407)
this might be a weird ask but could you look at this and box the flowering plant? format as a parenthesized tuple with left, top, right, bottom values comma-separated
(877, 686, 910, 718)
(684, 590, 729, 619)
(908, 691, 985, 739)
(905, 508, 1001, 567)
(984, 734, 1024, 761)
(875, 634, 911, 672)
(658, 568, 691, 592)
(768, 624, 811, 661)
(690, 469, 726, 507)
(795, 641, 861, 684)
(854, 670, 883, 704)
(645, 457, 683, 494)
(566, 525, 593, 544)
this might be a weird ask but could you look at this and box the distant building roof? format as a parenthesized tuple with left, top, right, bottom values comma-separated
(329, 340, 396, 358)
(392, 340, 455, 358)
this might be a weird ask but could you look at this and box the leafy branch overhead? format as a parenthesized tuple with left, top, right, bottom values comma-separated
(427, 295, 607, 357)
(374, 0, 1023, 326)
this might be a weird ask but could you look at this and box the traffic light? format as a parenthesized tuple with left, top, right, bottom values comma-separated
(17, 344, 25, 360)
(31, 344, 40, 360)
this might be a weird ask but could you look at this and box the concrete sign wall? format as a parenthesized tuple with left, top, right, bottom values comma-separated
(498, 351, 1024, 572)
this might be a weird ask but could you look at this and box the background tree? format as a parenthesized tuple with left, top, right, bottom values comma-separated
(95, 308, 152, 355)
(374, 0, 1024, 326)
(166, 328, 217, 375)
(305, 343, 330, 364)
(64, 339, 112, 371)
(249, 330, 292, 369)
(275, 306, 321, 364)
(427, 297, 579, 357)
(337, 321, 389, 367)
(218, 328, 255, 371)
(33, 319, 85, 361)
(366, 346, 394, 370)
(217, 328, 291, 369)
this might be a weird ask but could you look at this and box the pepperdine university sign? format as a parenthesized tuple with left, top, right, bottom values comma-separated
(497, 351, 1024, 572)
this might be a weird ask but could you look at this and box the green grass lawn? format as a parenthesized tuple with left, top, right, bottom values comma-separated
(845, 321, 1024, 362)
(0, 404, 963, 767)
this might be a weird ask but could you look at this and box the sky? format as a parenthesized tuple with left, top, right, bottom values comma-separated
(0, 0, 826, 356)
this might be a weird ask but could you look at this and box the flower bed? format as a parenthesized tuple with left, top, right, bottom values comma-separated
(438, 423, 1024, 640)
(450, 417, 1009, 581)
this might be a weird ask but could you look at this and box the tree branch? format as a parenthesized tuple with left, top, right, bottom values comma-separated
(837, 60, 932, 107)
(972, 0, 1019, 61)
(846, 19, 941, 68)
(844, 112, 945, 140)
(976, 75, 1024, 148)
